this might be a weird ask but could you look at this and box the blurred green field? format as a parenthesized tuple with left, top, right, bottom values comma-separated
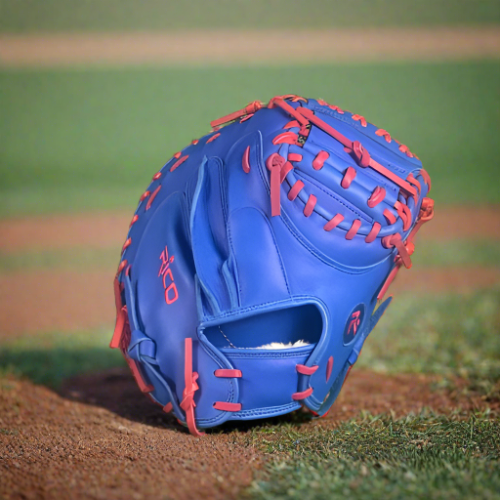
(1, 0, 499, 33)
(1, 60, 499, 216)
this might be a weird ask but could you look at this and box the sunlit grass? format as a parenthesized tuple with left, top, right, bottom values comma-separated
(247, 413, 500, 500)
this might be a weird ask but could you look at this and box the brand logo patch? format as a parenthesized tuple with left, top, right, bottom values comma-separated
(159, 245, 179, 305)
(343, 304, 365, 345)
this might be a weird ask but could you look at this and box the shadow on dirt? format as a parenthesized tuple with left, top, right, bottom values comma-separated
(59, 367, 313, 435)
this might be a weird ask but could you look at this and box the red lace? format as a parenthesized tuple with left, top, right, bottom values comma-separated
(378, 197, 434, 299)
(180, 338, 204, 437)
(170, 155, 189, 172)
(110, 277, 154, 394)
(210, 100, 263, 129)
(293, 364, 319, 400)
(352, 114, 367, 127)
(206, 132, 221, 144)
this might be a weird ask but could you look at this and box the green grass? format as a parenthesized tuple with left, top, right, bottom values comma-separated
(247, 413, 500, 500)
(359, 287, 500, 399)
(1, 61, 499, 216)
(0, 330, 124, 387)
(1, 0, 499, 33)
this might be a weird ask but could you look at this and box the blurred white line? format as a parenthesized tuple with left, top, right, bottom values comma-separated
(1, 28, 499, 67)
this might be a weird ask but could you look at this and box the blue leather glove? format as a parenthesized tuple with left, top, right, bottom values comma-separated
(110, 95, 434, 436)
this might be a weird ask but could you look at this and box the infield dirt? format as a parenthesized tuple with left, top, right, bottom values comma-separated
(1, 368, 496, 500)
(1, 28, 499, 67)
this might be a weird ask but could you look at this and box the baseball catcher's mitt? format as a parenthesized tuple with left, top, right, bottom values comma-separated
(111, 95, 434, 436)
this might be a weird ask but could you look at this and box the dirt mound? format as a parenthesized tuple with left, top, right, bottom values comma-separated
(0, 371, 259, 500)
(0, 368, 495, 500)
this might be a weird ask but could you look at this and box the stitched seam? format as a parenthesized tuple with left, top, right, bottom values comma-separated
(312, 105, 419, 163)
(278, 209, 381, 273)
(222, 351, 311, 359)
(232, 402, 300, 418)
(230, 206, 292, 299)
(203, 296, 309, 321)
(294, 170, 371, 223)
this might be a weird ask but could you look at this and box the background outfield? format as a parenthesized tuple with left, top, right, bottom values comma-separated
(0, 1, 499, 499)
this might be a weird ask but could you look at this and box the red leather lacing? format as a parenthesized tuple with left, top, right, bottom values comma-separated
(292, 106, 418, 200)
(273, 131, 299, 145)
(317, 99, 345, 114)
(326, 356, 334, 382)
(280, 161, 293, 183)
(180, 338, 204, 437)
(215, 369, 242, 378)
(394, 201, 412, 231)
(213, 402, 241, 412)
(383, 233, 413, 268)
(378, 197, 434, 299)
(296, 364, 319, 375)
(129, 214, 139, 228)
(266, 153, 286, 216)
(341, 166, 357, 189)
(210, 101, 263, 129)
(206, 133, 221, 144)
(284, 120, 301, 129)
(407, 173, 422, 194)
(383, 209, 397, 225)
(117, 259, 128, 274)
(288, 180, 305, 201)
(217, 96, 430, 247)
(365, 222, 381, 243)
(312, 151, 329, 170)
(352, 114, 367, 127)
(367, 186, 386, 208)
(288, 153, 303, 162)
(346, 219, 362, 240)
(375, 129, 391, 142)
(110, 276, 154, 394)
(122, 237, 132, 252)
(170, 155, 189, 172)
(292, 387, 313, 400)
(279, 94, 307, 102)
(304, 194, 317, 217)
(398, 144, 414, 158)
(242, 146, 251, 173)
(420, 169, 432, 191)
(324, 214, 344, 232)
(146, 185, 161, 211)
